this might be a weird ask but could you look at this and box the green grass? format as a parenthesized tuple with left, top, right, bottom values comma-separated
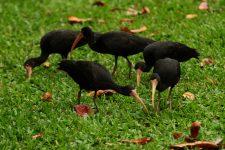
(0, 0, 225, 149)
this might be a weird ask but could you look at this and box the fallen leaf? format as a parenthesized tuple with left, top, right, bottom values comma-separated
(120, 18, 135, 23)
(185, 14, 198, 19)
(199, 2, 209, 10)
(41, 92, 52, 102)
(120, 27, 133, 33)
(141, 6, 150, 14)
(43, 61, 50, 68)
(182, 92, 195, 100)
(130, 26, 147, 33)
(87, 90, 116, 97)
(200, 57, 214, 67)
(214, 138, 224, 145)
(74, 104, 92, 117)
(173, 132, 183, 140)
(93, 0, 105, 7)
(68, 16, 92, 25)
(32, 132, 43, 139)
(190, 121, 201, 138)
(120, 137, 152, 145)
(126, 7, 139, 16)
(170, 141, 220, 149)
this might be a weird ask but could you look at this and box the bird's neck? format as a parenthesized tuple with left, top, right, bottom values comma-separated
(143, 64, 152, 72)
(33, 54, 49, 67)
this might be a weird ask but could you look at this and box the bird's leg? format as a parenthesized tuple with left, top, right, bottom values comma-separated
(112, 56, 118, 76)
(125, 57, 132, 79)
(156, 92, 161, 112)
(167, 87, 173, 111)
(77, 89, 82, 104)
(93, 91, 99, 112)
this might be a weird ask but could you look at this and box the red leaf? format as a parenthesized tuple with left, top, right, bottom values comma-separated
(74, 104, 92, 117)
(173, 132, 183, 139)
(93, 0, 105, 7)
(120, 137, 152, 145)
(190, 121, 201, 138)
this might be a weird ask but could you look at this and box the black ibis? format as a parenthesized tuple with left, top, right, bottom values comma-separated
(58, 60, 149, 113)
(70, 26, 155, 78)
(150, 58, 180, 112)
(135, 41, 199, 86)
(24, 29, 101, 78)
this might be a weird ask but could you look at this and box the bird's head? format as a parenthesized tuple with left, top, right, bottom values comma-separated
(24, 58, 38, 79)
(57, 60, 74, 72)
(135, 62, 152, 86)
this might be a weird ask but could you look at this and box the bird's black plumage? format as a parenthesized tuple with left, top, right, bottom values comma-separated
(135, 41, 199, 86)
(150, 58, 180, 112)
(24, 29, 101, 78)
(71, 27, 155, 78)
(58, 60, 149, 113)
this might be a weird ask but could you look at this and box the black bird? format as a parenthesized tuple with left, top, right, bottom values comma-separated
(150, 58, 180, 112)
(24, 30, 101, 78)
(70, 27, 155, 78)
(58, 60, 149, 113)
(135, 41, 199, 86)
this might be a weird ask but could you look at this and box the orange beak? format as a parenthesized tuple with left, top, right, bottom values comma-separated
(151, 79, 158, 112)
(70, 32, 84, 59)
(25, 65, 32, 79)
(130, 89, 149, 114)
(136, 69, 142, 87)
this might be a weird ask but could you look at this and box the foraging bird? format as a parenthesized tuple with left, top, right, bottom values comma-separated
(70, 26, 155, 78)
(135, 41, 199, 86)
(24, 29, 101, 78)
(150, 58, 180, 112)
(58, 60, 149, 113)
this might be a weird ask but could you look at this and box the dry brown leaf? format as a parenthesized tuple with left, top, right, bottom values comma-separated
(130, 26, 147, 33)
(74, 104, 92, 117)
(43, 61, 50, 68)
(141, 6, 150, 14)
(32, 132, 43, 139)
(41, 92, 52, 102)
(173, 132, 183, 140)
(120, 27, 133, 33)
(68, 16, 92, 25)
(190, 121, 201, 138)
(87, 90, 116, 97)
(93, 0, 105, 7)
(120, 18, 135, 23)
(200, 57, 214, 67)
(126, 7, 139, 16)
(185, 14, 198, 19)
(170, 141, 220, 149)
(120, 137, 152, 145)
(183, 92, 195, 100)
(199, 2, 209, 10)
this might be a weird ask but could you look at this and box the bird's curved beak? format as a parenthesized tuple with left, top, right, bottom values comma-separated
(70, 32, 84, 59)
(130, 89, 149, 114)
(25, 65, 32, 79)
(136, 68, 142, 87)
(151, 79, 158, 112)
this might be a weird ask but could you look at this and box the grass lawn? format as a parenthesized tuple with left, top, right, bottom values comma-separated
(0, 0, 224, 149)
